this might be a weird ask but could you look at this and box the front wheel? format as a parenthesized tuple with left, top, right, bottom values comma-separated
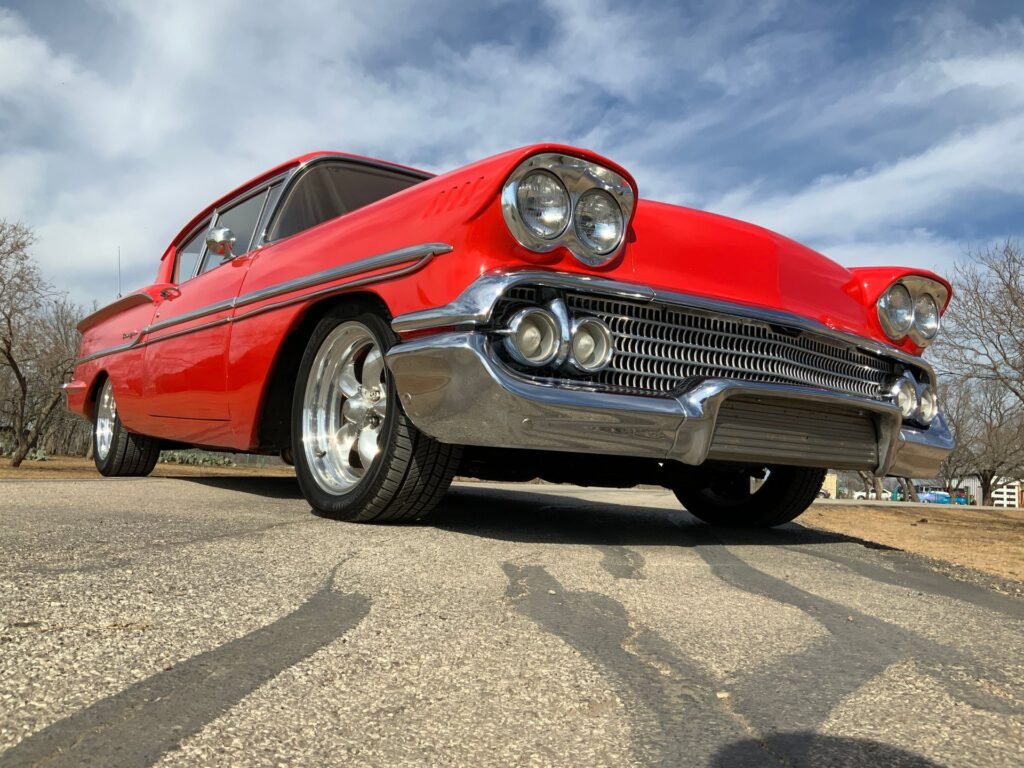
(291, 309, 461, 522)
(670, 465, 826, 528)
(92, 378, 161, 477)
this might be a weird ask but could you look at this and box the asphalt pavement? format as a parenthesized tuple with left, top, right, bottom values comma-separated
(1, 476, 1022, 767)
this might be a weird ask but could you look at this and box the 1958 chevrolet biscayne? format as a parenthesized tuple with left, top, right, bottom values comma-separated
(66, 145, 954, 526)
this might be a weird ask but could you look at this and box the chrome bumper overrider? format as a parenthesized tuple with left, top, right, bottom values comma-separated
(386, 332, 954, 478)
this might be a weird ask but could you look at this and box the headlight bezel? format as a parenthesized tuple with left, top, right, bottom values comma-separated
(501, 153, 634, 267)
(876, 276, 948, 347)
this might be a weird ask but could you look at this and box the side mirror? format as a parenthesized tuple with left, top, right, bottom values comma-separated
(206, 227, 236, 258)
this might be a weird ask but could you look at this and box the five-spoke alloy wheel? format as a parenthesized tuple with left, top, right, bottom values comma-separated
(291, 308, 461, 522)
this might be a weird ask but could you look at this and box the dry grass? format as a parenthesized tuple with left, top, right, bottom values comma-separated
(806, 501, 1024, 582)
(0, 456, 294, 480)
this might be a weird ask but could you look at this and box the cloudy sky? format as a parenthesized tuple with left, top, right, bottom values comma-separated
(1, 0, 1022, 306)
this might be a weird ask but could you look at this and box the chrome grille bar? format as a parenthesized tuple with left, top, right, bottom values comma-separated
(495, 287, 900, 400)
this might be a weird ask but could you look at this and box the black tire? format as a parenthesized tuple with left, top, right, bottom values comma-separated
(291, 307, 462, 522)
(92, 378, 161, 477)
(671, 465, 826, 528)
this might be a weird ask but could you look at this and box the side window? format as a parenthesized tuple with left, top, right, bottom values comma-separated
(174, 225, 208, 283)
(268, 163, 421, 242)
(198, 190, 267, 274)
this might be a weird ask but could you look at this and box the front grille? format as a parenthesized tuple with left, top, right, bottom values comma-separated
(494, 287, 902, 400)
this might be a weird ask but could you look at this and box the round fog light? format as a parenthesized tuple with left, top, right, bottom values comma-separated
(505, 308, 560, 366)
(571, 318, 613, 372)
(916, 385, 938, 425)
(889, 376, 918, 419)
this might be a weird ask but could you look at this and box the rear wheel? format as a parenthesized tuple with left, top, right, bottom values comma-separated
(92, 378, 161, 477)
(670, 465, 825, 528)
(291, 308, 461, 522)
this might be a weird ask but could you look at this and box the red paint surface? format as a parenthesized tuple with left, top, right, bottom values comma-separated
(68, 144, 952, 451)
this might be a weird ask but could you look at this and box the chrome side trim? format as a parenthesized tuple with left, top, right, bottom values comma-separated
(76, 340, 141, 365)
(75, 243, 452, 365)
(390, 269, 937, 381)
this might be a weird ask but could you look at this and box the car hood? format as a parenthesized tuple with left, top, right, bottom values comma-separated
(626, 199, 869, 337)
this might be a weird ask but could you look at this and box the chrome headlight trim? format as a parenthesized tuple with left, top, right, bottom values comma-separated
(876, 276, 948, 347)
(501, 152, 635, 267)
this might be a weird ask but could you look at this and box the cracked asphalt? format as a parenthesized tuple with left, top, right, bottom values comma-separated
(1, 477, 1022, 767)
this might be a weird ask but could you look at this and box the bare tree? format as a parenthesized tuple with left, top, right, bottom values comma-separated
(0, 221, 82, 467)
(940, 240, 1024, 406)
(935, 376, 978, 494)
(940, 377, 1024, 505)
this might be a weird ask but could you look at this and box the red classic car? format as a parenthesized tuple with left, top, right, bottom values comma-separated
(66, 145, 953, 527)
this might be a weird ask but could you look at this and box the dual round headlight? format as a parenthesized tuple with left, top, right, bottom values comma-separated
(878, 283, 941, 345)
(515, 170, 625, 259)
(574, 190, 624, 256)
(516, 171, 571, 240)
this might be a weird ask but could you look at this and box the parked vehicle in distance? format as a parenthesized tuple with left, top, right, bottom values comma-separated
(952, 489, 972, 505)
(853, 490, 880, 501)
(65, 145, 955, 527)
(916, 485, 952, 504)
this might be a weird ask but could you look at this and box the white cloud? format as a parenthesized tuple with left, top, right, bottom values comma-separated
(0, 0, 1022, 307)
(712, 116, 1024, 242)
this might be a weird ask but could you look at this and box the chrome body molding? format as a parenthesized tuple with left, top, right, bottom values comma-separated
(75, 243, 452, 365)
(391, 269, 938, 381)
(385, 331, 953, 477)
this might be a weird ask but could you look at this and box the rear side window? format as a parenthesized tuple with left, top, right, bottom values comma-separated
(175, 225, 207, 283)
(268, 163, 420, 242)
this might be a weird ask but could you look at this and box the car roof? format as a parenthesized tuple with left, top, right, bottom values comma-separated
(163, 152, 433, 259)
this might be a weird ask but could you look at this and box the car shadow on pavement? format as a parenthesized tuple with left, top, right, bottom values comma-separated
(431, 485, 858, 549)
(711, 733, 946, 767)
(174, 475, 305, 500)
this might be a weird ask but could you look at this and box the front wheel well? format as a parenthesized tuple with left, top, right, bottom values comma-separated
(254, 291, 392, 452)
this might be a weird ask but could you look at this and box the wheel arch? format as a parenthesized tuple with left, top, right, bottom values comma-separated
(253, 290, 393, 452)
(84, 369, 111, 423)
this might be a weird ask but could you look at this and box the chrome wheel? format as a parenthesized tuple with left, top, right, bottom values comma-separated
(302, 321, 388, 495)
(95, 379, 116, 461)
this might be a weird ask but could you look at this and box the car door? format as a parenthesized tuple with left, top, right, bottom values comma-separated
(143, 185, 277, 421)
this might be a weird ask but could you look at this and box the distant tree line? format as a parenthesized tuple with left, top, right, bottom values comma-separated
(933, 240, 1024, 505)
(0, 220, 90, 465)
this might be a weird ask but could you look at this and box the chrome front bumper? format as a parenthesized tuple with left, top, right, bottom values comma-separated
(386, 332, 954, 478)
